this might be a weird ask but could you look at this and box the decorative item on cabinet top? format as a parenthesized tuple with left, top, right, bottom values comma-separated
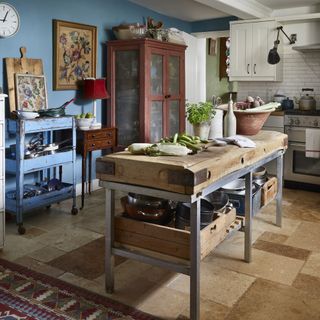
(53, 19, 97, 90)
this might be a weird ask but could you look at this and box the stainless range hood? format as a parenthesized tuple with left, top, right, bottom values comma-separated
(292, 43, 320, 51)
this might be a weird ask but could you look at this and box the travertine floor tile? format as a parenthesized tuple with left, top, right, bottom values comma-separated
(34, 225, 102, 252)
(256, 231, 289, 244)
(28, 246, 66, 263)
(285, 221, 320, 252)
(178, 298, 231, 320)
(14, 256, 64, 278)
(138, 286, 189, 319)
(20, 226, 47, 239)
(225, 278, 320, 320)
(167, 264, 255, 307)
(209, 246, 304, 285)
(292, 273, 320, 299)
(300, 252, 320, 278)
(253, 240, 310, 260)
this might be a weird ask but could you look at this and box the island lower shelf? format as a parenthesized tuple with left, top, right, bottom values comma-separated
(114, 208, 242, 261)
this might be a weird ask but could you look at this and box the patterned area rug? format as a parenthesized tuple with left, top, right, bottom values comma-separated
(0, 259, 158, 320)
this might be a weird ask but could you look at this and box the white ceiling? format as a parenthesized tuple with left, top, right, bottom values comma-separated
(255, 0, 319, 10)
(128, 0, 229, 22)
(128, 0, 320, 21)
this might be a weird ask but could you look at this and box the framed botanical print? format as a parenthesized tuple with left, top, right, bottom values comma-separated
(15, 74, 48, 111)
(53, 19, 97, 90)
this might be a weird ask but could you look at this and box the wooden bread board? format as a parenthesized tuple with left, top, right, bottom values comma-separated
(97, 131, 288, 195)
(5, 47, 44, 112)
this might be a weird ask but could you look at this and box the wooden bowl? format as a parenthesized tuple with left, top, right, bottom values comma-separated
(234, 110, 271, 135)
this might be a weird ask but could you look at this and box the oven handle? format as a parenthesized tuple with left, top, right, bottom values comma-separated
(285, 127, 306, 133)
(288, 142, 305, 148)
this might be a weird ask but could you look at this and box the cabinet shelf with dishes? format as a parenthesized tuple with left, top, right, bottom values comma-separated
(5, 116, 78, 234)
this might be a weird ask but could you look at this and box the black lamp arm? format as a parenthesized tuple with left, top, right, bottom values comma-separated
(277, 26, 295, 44)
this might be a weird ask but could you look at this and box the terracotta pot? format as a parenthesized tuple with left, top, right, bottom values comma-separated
(234, 111, 271, 135)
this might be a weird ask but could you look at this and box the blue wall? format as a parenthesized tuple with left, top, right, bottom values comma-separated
(1, 0, 235, 196)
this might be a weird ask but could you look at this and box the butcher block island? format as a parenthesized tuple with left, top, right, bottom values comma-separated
(97, 130, 287, 320)
(96, 131, 287, 194)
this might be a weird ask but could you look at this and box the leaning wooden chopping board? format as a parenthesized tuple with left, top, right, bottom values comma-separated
(5, 47, 44, 111)
(96, 131, 288, 195)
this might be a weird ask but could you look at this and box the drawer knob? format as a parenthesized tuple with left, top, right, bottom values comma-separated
(91, 143, 95, 147)
(92, 134, 96, 138)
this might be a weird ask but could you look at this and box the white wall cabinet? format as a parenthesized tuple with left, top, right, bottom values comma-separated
(0, 94, 5, 249)
(229, 20, 283, 82)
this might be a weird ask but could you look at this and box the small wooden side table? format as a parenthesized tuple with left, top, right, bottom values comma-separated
(77, 126, 117, 209)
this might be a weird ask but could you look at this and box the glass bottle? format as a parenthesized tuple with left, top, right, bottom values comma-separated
(224, 93, 237, 137)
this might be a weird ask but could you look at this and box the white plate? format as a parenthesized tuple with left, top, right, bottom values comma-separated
(78, 126, 90, 130)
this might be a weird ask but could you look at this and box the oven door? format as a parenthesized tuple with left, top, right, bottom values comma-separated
(284, 141, 320, 185)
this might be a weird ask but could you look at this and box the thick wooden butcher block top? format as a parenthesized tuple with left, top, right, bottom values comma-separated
(96, 131, 287, 195)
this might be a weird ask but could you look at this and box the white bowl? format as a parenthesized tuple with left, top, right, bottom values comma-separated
(75, 118, 94, 128)
(16, 110, 39, 119)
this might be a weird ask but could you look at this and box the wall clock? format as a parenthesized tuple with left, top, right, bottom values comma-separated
(0, 2, 20, 38)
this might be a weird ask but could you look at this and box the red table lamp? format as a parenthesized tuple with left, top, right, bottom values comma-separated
(83, 78, 110, 128)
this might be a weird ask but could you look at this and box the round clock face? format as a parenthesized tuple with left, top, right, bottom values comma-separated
(0, 2, 20, 38)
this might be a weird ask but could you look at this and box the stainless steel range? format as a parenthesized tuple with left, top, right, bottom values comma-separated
(284, 110, 320, 189)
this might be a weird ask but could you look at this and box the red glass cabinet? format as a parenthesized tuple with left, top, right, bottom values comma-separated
(107, 38, 186, 147)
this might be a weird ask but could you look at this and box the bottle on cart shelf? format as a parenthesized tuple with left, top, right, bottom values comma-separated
(224, 93, 237, 137)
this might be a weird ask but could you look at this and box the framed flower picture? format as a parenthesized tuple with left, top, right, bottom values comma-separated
(53, 19, 97, 90)
(15, 74, 48, 111)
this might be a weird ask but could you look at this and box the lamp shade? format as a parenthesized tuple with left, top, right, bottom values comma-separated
(83, 78, 110, 100)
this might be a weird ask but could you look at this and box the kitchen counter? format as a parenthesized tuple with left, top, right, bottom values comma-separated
(97, 130, 287, 320)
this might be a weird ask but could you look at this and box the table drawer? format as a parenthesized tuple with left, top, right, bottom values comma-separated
(86, 129, 114, 141)
(115, 208, 241, 261)
(86, 139, 114, 151)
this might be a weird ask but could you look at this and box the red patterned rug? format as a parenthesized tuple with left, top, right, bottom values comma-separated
(0, 258, 158, 320)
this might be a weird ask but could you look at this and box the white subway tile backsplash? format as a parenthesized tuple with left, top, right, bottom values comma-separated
(237, 51, 320, 107)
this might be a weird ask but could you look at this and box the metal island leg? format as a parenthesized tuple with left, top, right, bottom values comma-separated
(190, 199, 201, 320)
(244, 171, 253, 263)
(276, 154, 283, 227)
(105, 188, 115, 293)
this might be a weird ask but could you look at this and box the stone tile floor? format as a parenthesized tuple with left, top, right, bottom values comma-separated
(1, 188, 320, 320)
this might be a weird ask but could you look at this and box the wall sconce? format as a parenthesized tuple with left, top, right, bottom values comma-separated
(268, 26, 296, 65)
(83, 78, 110, 129)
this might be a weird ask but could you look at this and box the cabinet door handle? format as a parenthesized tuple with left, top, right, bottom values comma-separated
(165, 94, 171, 99)
(247, 64, 250, 74)
(253, 64, 257, 74)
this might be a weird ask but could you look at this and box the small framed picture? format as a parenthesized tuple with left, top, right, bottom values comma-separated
(15, 73, 48, 111)
(53, 19, 97, 90)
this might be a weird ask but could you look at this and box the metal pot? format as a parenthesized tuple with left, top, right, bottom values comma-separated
(296, 88, 316, 111)
(273, 94, 286, 104)
(281, 98, 294, 110)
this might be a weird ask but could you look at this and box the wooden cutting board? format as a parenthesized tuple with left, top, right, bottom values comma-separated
(5, 47, 44, 112)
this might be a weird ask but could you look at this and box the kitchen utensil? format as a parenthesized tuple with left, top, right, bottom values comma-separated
(203, 191, 232, 214)
(273, 94, 286, 103)
(15, 110, 39, 119)
(281, 98, 294, 110)
(296, 88, 316, 111)
(47, 178, 63, 192)
(127, 193, 167, 208)
(38, 98, 75, 117)
(121, 196, 171, 224)
(175, 199, 217, 230)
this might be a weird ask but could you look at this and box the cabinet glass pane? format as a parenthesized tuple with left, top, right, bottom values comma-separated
(169, 100, 180, 137)
(168, 56, 180, 95)
(115, 50, 140, 146)
(150, 101, 163, 143)
(151, 54, 163, 95)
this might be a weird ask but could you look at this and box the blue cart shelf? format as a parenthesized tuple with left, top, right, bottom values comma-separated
(6, 116, 78, 234)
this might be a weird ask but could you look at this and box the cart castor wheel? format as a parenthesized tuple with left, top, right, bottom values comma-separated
(71, 207, 78, 215)
(18, 225, 26, 235)
(46, 205, 51, 209)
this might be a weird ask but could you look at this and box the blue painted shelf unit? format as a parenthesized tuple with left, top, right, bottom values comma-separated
(6, 116, 78, 234)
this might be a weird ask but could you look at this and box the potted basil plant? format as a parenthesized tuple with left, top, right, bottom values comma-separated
(186, 101, 215, 140)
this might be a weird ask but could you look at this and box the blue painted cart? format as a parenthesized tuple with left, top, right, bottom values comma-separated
(6, 116, 78, 234)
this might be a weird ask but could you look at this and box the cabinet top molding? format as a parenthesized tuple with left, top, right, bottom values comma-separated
(230, 13, 320, 25)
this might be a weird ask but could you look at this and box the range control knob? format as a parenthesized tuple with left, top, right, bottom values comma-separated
(314, 120, 319, 127)
(289, 118, 294, 126)
(294, 119, 300, 126)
